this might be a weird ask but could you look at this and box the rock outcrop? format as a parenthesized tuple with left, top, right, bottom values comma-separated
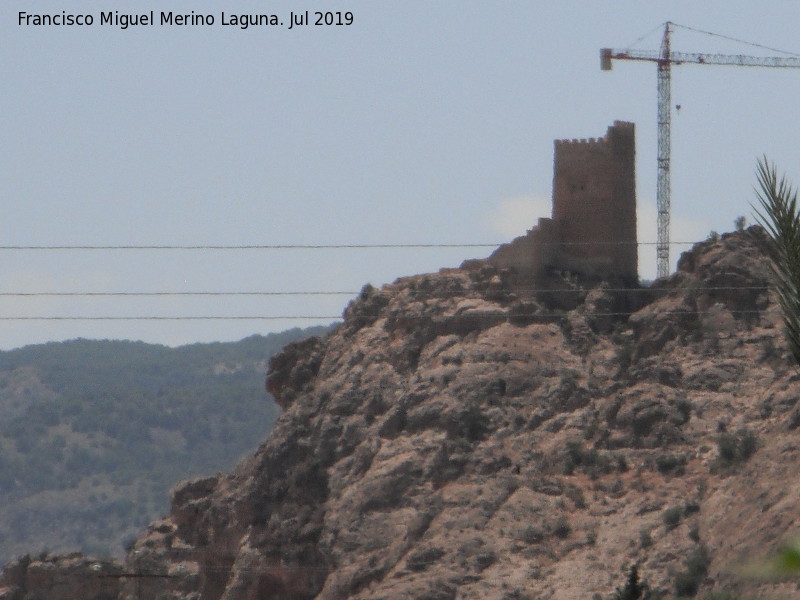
(4, 226, 800, 599)
(0, 553, 124, 600)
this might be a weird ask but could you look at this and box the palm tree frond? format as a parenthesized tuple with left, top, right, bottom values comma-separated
(753, 157, 800, 368)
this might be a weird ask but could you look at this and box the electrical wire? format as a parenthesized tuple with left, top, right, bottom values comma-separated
(0, 286, 772, 298)
(0, 238, 768, 321)
(0, 243, 499, 250)
(0, 291, 358, 297)
(0, 316, 337, 321)
(0, 241, 698, 250)
(0, 285, 774, 320)
(0, 308, 777, 321)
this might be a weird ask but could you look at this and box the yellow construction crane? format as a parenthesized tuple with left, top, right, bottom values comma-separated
(602, 21, 800, 279)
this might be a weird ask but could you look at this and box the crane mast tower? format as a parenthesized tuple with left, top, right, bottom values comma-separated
(602, 21, 800, 279)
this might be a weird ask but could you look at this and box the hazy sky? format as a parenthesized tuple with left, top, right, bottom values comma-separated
(3, 1, 800, 350)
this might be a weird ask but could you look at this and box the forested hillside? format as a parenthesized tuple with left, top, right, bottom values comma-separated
(0, 327, 328, 562)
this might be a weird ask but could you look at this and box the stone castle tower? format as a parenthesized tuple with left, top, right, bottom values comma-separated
(488, 121, 638, 284)
(552, 120, 637, 281)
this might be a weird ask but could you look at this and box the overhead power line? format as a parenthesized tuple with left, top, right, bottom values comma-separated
(0, 316, 338, 321)
(0, 308, 776, 321)
(0, 240, 698, 251)
(0, 291, 358, 297)
(0, 243, 499, 250)
(0, 285, 771, 298)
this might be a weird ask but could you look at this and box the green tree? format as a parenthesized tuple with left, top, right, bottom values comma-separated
(674, 545, 711, 597)
(611, 564, 647, 600)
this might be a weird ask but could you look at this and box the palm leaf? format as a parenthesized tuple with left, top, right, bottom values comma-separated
(753, 157, 800, 368)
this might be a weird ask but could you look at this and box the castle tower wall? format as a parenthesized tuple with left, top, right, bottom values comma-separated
(486, 217, 560, 279)
(552, 121, 637, 282)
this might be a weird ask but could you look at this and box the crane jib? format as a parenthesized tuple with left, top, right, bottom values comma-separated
(602, 48, 800, 69)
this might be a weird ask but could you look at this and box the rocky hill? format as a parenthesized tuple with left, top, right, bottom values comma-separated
(3, 227, 800, 600)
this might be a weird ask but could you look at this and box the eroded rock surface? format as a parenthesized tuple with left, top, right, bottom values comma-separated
(4, 227, 799, 599)
(0, 553, 124, 600)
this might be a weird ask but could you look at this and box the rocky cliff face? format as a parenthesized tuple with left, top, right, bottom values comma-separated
(3, 227, 800, 600)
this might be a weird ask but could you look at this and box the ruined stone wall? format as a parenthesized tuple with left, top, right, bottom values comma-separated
(552, 120, 637, 282)
(486, 217, 561, 281)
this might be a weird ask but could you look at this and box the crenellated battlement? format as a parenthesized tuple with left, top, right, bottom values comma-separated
(554, 121, 634, 148)
(554, 136, 605, 147)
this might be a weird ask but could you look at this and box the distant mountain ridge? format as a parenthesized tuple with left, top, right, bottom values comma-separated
(0, 327, 328, 563)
